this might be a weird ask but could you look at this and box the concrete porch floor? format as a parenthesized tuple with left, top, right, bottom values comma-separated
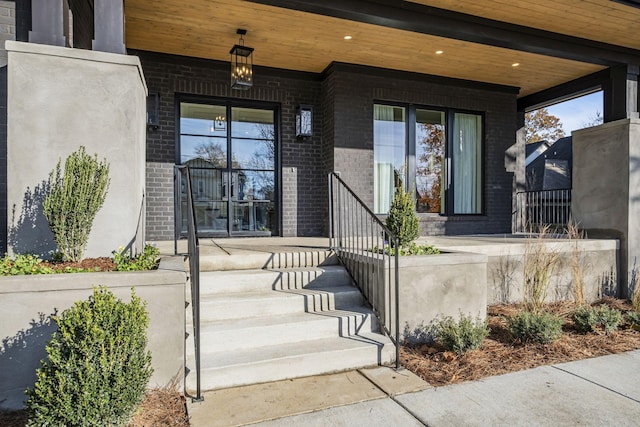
(153, 233, 616, 261)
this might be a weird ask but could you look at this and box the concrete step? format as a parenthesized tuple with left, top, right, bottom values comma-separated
(282, 286, 364, 312)
(271, 265, 353, 290)
(185, 333, 396, 392)
(190, 307, 377, 353)
(198, 286, 364, 321)
(199, 269, 282, 294)
(198, 265, 352, 295)
(199, 250, 338, 272)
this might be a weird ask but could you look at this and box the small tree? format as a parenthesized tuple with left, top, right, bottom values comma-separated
(525, 108, 565, 144)
(26, 287, 153, 426)
(386, 184, 419, 248)
(43, 146, 110, 262)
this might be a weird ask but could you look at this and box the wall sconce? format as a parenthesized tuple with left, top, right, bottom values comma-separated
(230, 29, 254, 90)
(296, 104, 313, 139)
(146, 92, 159, 130)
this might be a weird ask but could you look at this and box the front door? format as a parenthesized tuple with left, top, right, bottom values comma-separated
(179, 99, 278, 236)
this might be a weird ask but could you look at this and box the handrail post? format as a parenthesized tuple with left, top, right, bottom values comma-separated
(176, 164, 203, 403)
(327, 171, 402, 371)
(394, 236, 400, 370)
(328, 173, 334, 250)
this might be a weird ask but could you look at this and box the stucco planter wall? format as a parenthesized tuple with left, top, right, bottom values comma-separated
(344, 251, 488, 339)
(0, 257, 186, 411)
(343, 237, 618, 341)
(477, 239, 618, 305)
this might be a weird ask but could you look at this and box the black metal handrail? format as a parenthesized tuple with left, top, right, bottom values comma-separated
(328, 172, 400, 369)
(174, 165, 203, 402)
(514, 189, 571, 233)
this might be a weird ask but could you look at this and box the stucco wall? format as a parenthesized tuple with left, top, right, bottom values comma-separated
(481, 239, 618, 305)
(6, 41, 147, 258)
(0, 257, 186, 411)
(572, 119, 640, 296)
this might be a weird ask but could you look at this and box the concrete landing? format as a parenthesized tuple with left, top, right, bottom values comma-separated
(186, 367, 428, 427)
(187, 351, 640, 427)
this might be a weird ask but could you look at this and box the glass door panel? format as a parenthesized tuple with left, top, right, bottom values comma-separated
(373, 104, 406, 214)
(415, 109, 445, 213)
(229, 107, 275, 236)
(180, 101, 277, 236)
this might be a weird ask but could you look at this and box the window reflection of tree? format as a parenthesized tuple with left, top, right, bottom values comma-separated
(416, 123, 444, 213)
(247, 124, 275, 201)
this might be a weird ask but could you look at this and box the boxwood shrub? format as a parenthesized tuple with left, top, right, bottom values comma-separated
(26, 287, 153, 427)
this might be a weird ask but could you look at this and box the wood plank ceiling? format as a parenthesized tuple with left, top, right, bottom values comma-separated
(408, 0, 640, 50)
(124, 0, 625, 97)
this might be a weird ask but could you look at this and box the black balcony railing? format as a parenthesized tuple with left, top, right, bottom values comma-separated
(514, 189, 571, 233)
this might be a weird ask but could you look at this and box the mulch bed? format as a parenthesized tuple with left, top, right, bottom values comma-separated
(0, 388, 189, 427)
(401, 298, 640, 387)
(42, 257, 116, 272)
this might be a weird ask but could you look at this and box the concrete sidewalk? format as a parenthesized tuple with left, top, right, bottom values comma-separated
(187, 350, 640, 426)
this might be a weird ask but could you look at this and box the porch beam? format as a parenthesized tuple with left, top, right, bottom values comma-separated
(28, 0, 67, 46)
(248, 0, 640, 67)
(603, 65, 639, 121)
(517, 70, 608, 112)
(92, 0, 126, 54)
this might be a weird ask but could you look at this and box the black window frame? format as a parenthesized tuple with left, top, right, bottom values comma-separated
(175, 93, 282, 236)
(373, 101, 486, 216)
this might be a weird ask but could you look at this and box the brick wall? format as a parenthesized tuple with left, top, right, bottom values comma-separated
(325, 63, 518, 235)
(0, 1, 15, 67)
(135, 51, 518, 240)
(145, 162, 175, 241)
(134, 51, 324, 239)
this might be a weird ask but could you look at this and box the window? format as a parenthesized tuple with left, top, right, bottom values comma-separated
(374, 104, 483, 215)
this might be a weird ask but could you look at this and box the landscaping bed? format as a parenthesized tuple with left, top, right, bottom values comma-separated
(0, 388, 189, 427)
(401, 298, 640, 387)
(42, 256, 116, 272)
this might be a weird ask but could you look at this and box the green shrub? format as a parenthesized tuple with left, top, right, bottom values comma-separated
(433, 314, 489, 355)
(572, 305, 622, 334)
(26, 287, 153, 427)
(626, 310, 640, 326)
(43, 146, 110, 263)
(379, 242, 440, 256)
(113, 243, 161, 271)
(508, 311, 564, 344)
(0, 253, 54, 275)
(385, 185, 419, 248)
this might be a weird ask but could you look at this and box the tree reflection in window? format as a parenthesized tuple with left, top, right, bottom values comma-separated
(416, 122, 445, 213)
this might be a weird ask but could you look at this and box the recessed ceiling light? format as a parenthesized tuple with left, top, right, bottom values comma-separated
(435, 50, 444, 55)
(343, 35, 353, 40)
(512, 62, 520, 67)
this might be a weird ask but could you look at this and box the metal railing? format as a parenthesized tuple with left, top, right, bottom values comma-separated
(514, 189, 571, 233)
(328, 172, 400, 369)
(174, 165, 203, 402)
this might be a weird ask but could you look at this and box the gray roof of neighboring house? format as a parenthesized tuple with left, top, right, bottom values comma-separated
(526, 136, 572, 191)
